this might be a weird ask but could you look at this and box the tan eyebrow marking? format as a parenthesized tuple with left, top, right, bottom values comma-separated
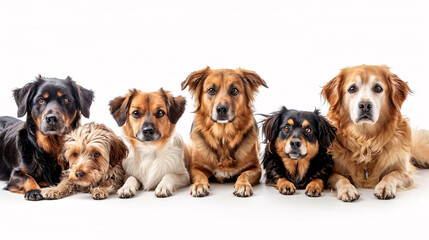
(43, 92, 49, 98)
(302, 120, 309, 127)
(287, 119, 294, 125)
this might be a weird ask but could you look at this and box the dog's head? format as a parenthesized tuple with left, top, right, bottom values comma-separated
(13, 76, 94, 135)
(262, 107, 336, 160)
(109, 88, 186, 145)
(181, 67, 268, 124)
(322, 65, 411, 126)
(62, 123, 128, 187)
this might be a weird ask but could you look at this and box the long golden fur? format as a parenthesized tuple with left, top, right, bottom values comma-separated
(182, 67, 268, 197)
(41, 123, 128, 200)
(322, 65, 429, 201)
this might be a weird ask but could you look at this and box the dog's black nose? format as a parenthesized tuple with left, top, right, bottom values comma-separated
(359, 101, 372, 112)
(46, 115, 59, 125)
(76, 171, 85, 179)
(142, 126, 155, 137)
(216, 105, 229, 116)
(290, 140, 302, 150)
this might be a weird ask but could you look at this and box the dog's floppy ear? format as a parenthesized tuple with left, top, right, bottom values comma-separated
(238, 68, 268, 92)
(109, 90, 136, 126)
(13, 76, 44, 117)
(58, 150, 69, 171)
(314, 109, 336, 149)
(67, 77, 95, 118)
(322, 73, 343, 111)
(262, 107, 285, 153)
(160, 88, 186, 124)
(181, 67, 210, 111)
(109, 134, 129, 167)
(181, 66, 210, 92)
(387, 72, 411, 110)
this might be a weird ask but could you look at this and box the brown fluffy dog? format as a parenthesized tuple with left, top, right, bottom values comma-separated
(182, 67, 268, 197)
(41, 123, 128, 200)
(322, 65, 429, 201)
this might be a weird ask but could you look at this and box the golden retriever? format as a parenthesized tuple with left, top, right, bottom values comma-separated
(181, 67, 268, 197)
(322, 65, 429, 201)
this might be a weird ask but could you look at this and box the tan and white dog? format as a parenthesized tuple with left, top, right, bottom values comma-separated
(109, 89, 190, 198)
(322, 65, 429, 201)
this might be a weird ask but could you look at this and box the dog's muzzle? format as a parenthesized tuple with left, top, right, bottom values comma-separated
(285, 139, 307, 160)
(211, 104, 235, 124)
(136, 122, 161, 143)
(39, 110, 68, 135)
(357, 101, 373, 122)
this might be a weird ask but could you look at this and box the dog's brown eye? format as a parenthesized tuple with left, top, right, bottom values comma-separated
(72, 153, 78, 157)
(132, 110, 140, 119)
(348, 85, 358, 94)
(207, 87, 216, 95)
(305, 127, 312, 133)
(64, 98, 70, 104)
(156, 110, 165, 118)
(284, 126, 291, 132)
(231, 88, 239, 96)
(373, 85, 383, 93)
(94, 153, 100, 157)
(37, 98, 45, 105)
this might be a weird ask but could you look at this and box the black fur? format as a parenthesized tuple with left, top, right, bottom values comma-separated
(0, 76, 94, 200)
(261, 107, 336, 191)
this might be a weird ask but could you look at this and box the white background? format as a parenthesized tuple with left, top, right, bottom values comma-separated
(1, 0, 429, 239)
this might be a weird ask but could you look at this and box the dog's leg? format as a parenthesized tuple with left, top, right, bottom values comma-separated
(328, 173, 360, 202)
(275, 177, 296, 195)
(305, 178, 323, 197)
(374, 170, 413, 200)
(233, 165, 261, 197)
(155, 171, 190, 198)
(41, 177, 75, 200)
(7, 168, 43, 201)
(117, 175, 141, 198)
(190, 166, 212, 197)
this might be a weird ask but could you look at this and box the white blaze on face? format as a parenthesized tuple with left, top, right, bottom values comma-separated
(346, 75, 386, 125)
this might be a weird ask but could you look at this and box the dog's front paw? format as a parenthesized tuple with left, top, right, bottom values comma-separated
(92, 188, 109, 200)
(305, 183, 322, 197)
(25, 189, 44, 201)
(41, 187, 62, 200)
(190, 182, 210, 197)
(276, 179, 296, 195)
(337, 184, 360, 202)
(233, 181, 253, 197)
(155, 183, 174, 198)
(374, 181, 396, 200)
(117, 186, 137, 199)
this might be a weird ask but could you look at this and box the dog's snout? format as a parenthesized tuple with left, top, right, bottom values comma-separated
(142, 126, 155, 137)
(216, 105, 229, 117)
(45, 114, 59, 125)
(290, 140, 302, 150)
(359, 101, 372, 112)
(76, 171, 85, 179)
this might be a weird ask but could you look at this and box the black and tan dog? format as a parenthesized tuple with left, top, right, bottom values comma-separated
(261, 107, 335, 197)
(182, 67, 268, 197)
(0, 76, 94, 200)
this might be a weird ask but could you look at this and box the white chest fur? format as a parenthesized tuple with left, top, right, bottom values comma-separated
(122, 133, 187, 191)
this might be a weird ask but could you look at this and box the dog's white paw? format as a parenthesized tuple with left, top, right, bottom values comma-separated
(337, 184, 360, 202)
(190, 182, 210, 197)
(374, 181, 397, 200)
(117, 186, 137, 199)
(233, 181, 253, 197)
(155, 183, 174, 198)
